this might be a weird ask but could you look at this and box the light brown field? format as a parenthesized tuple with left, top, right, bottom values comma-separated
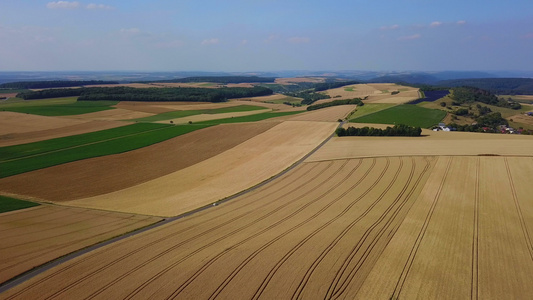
(0, 119, 128, 147)
(62, 121, 338, 216)
(287, 105, 357, 122)
(319, 83, 419, 104)
(508, 113, 533, 126)
(0, 205, 161, 284)
(0, 123, 277, 203)
(365, 90, 421, 104)
(322, 84, 380, 100)
(156, 109, 272, 124)
(0, 111, 87, 135)
(60, 108, 154, 121)
(307, 130, 533, 161)
(231, 99, 305, 112)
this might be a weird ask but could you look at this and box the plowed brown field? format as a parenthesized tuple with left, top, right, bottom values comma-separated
(0, 205, 161, 284)
(0, 122, 277, 203)
(0, 112, 87, 135)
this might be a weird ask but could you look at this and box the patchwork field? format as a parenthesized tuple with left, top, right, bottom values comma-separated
(287, 105, 357, 122)
(0, 205, 161, 284)
(4, 154, 533, 299)
(62, 121, 337, 216)
(0, 122, 277, 202)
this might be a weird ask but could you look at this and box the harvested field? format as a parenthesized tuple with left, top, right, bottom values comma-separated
(63, 121, 338, 216)
(0, 120, 128, 147)
(114, 102, 184, 114)
(61, 108, 154, 121)
(322, 84, 380, 100)
(0, 122, 278, 202)
(0, 112, 86, 135)
(4, 155, 533, 299)
(231, 100, 305, 112)
(156, 109, 271, 124)
(0, 204, 161, 284)
(365, 90, 421, 104)
(307, 130, 533, 161)
(287, 105, 357, 122)
(0, 156, 436, 299)
(508, 113, 533, 126)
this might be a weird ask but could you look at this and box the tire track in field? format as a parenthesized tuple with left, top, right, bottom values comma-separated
(329, 157, 433, 299)
(324, 157, 409, 299)
(0, 211, 116, 247)
(504, 158, 533, 262)
(3, 162, 325, 300)
(471, 157, 480, 300)
(206, 159, 368, 300)
(39, 162, 337, 300)
(126, 160, 351, 300)
(390, 156, 452, 299)
(0, 206, 71, 226)
(0, 215, 153, 277)
(252, 157, 391, 300)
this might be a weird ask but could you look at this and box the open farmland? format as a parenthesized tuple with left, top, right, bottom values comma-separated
(0, 122, 278, 202)
(5, 153, 533, 299)
(287, 105, 358, 122)
(62, 121, 338, 216)
(0, 205, 161, 284)
(350, 104, 446, 128)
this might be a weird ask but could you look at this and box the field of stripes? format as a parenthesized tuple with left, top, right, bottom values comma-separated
(4, 155, 533, 299)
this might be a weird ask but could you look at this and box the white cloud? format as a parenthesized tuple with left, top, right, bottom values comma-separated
(201, 38, 219, 45)
(46, 1, 80, 9)
(457, 20, 467, 25)
(287, 37, 310, 44)
(380, 24, 399, 30)
(86, 3, 113, 10)
(398, 34, 421, 41)
(430, 21, 442, 28)
(241, 39, 248, 45)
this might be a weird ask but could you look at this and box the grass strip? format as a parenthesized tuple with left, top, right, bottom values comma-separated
(0, 123, 171, 162)
(0, 195, 39, 214)
(350, 104, 446, 128)
(133, 105, 267, 122)
(0, 124, 211, 178)
(194, 111, 302, 125)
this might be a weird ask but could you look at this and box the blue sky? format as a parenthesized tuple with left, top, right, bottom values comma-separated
(0, 0, 532, 71)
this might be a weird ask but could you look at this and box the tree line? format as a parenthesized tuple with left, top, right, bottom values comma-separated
(17, 86, 273, 102)
(0, 80, 119, 89)
(307, 98, 363, 111)
(137, 76, 276, 84)
(336, 124, 422, 137)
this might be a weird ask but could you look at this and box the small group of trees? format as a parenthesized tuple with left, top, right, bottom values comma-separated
(447, 112, 508, 132)
(306, 98, 363, 111)
(17, 86, 273, 102)
(287, 91, 330, 105)
(451, 86, 521, 109)
(336, 124, 422, 137)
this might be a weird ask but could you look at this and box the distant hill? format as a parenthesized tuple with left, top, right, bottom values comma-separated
(437, 78, 533, 95)
(0, 80, 119, 89)
(141, 76, 276, 84)
(368, 71, 497, 85)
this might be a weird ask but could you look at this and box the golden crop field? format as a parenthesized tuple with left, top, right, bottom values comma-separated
(4, 154, 533, 299)
(0, 205, 161, 284)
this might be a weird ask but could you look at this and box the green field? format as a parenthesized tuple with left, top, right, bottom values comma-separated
(344, 87, 355, 92)
(348, 103, 397, 120)
(262, 96, 302, 105)
(0, 195, 39, 213)
(132, 105, 267, 122)
(0, 97, 118, 116)
(195, 111, 302, 125)
(0, 123, 211, 178)
(0, 123, 169, 162)
(350, 104, 446, 128)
